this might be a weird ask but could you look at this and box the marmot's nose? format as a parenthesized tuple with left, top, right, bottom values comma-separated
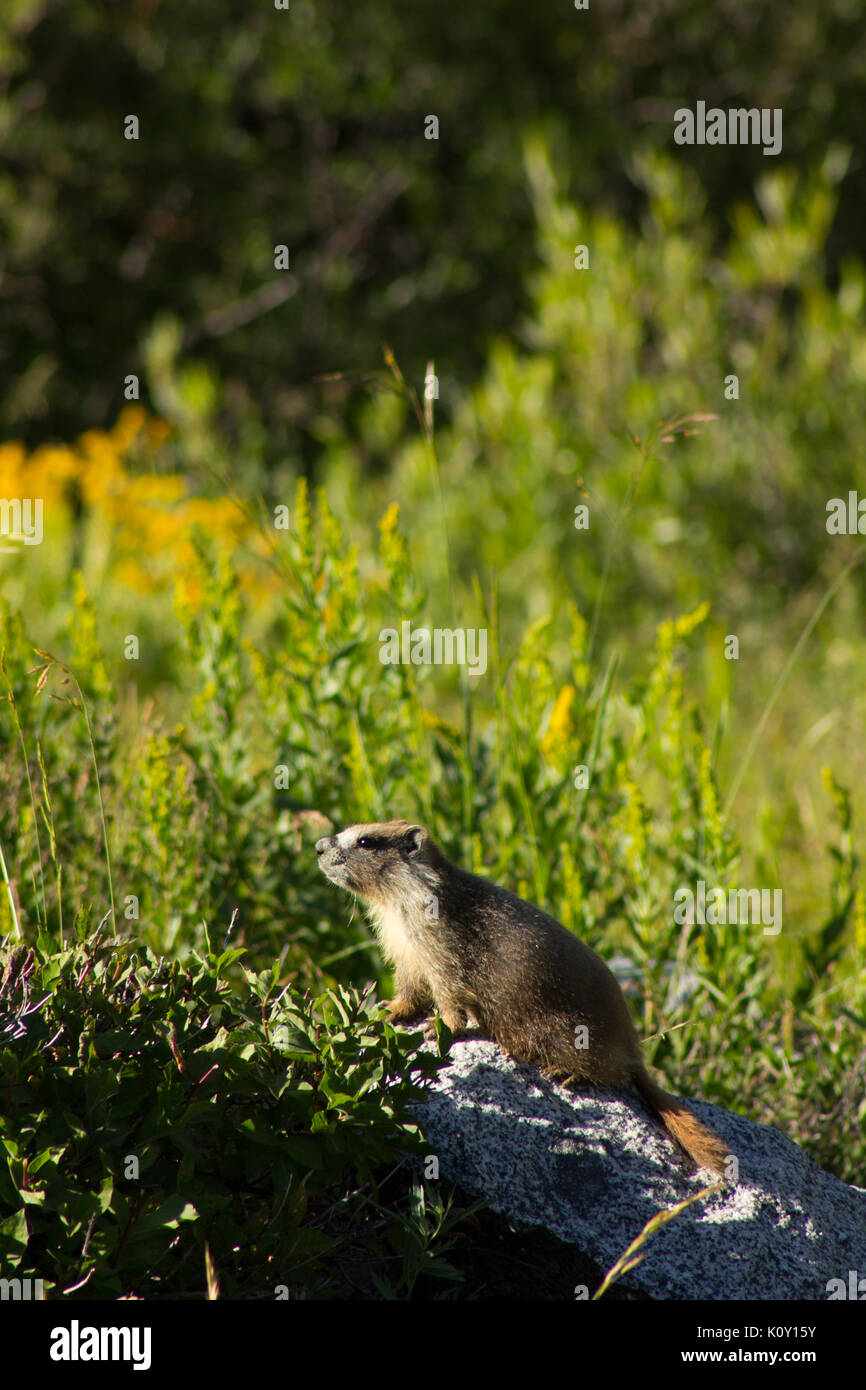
(315, 837, 331, 855)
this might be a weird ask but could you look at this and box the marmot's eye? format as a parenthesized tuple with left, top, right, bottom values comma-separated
(358, 836, 373, 848)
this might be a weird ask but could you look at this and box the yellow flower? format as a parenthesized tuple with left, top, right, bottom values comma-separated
(128, 476, 185, 505)
(181, 496, 242, 531)
(378, 501, 407, 572)
(612, 775, 648, 878)
(853, 889, 866, 956)
(114, 559, 160, 594)
(111, 405, 147, 452)
(656, 599, 710, 660)
(674, 600, 710, 638)
(541, 685, 577, 754)
(698, 745, 725, 864)
(0, 442, 26, 494)
(144, 417, 172, 451)
(29, 445, 79, 505)
(419, 708, 458, 737)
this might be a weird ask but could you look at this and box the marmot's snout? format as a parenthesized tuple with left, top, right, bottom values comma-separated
(315, 835, 338, 871)
(316, 834, 352, 889)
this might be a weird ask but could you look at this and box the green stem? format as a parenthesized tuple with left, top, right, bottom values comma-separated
(0, 834, 22, 940)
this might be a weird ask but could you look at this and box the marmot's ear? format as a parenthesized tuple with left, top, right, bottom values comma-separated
(403, 824, 428, 856)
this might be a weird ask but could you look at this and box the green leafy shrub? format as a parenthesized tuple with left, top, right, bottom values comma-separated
(0, 927, 452, 1299)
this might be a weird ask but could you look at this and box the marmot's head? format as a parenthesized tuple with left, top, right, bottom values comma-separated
(316, 820, 440, 903)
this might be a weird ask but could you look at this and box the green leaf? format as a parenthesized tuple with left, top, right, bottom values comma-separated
(0, 1208, 28, 1250)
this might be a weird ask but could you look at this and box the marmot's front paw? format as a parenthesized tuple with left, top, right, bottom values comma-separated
(387, 997, 431, 1025)
(425, 1010, 469, 1040)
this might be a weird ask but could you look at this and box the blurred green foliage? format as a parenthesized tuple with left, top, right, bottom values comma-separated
(2, 0, 866, 466)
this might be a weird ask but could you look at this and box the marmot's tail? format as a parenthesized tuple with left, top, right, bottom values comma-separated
(632, 1066, 730, 1177)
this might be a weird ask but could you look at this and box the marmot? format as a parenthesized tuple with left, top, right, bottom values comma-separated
(316, 819, 731, 1176)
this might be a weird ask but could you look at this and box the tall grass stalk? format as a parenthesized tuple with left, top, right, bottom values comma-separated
(1, 650, 48, 929)
(34, 649, 117, 934)
(0, 834, 22, 941)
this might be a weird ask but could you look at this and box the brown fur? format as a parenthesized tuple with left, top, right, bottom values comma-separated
(316, 820, 732, 1176)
